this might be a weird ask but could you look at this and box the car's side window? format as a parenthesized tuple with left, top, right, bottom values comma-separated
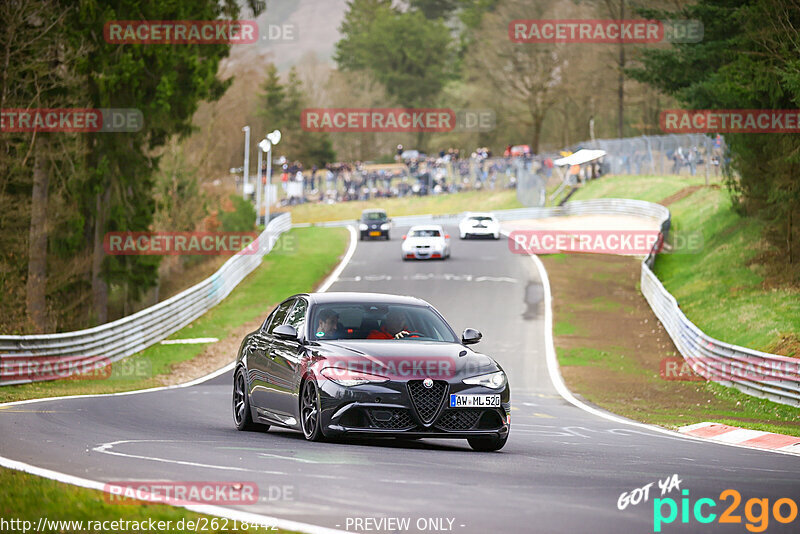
(260, 309, 276, 332)
(285, 298, 308, 337)
(265, 299, 295, 334)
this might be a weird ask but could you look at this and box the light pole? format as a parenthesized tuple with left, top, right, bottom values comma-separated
(241, 126, 250, 199)
(257, 138, 270, 226)
(263, 129, 281, 224)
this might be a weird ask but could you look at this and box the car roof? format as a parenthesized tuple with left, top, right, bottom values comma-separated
(361, 209, 386, 214)
(299, 292, 429, 306)
(407, 224, 444, 231)
(464, 212, 496, 217)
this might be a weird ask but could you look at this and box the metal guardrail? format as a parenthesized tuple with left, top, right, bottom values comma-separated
(0, 214, 293, 385)
(297, 199, 800, 407)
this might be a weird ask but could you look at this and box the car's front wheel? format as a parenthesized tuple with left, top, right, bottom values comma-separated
(301, 378, 325, 441)
(467, 434, 507, 452)
(233, 368, 263, 431)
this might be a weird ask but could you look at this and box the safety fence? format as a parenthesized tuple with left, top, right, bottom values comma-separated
(575, 133, 726, 178)
(0, 214, 292, 385)
(299, 199, 800, 407)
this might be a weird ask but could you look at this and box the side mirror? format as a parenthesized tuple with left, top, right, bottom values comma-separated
(273, 324, 299, 341)
(461, 328, 482, 345)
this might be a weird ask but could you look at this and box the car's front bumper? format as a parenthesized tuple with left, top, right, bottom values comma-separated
(402, 248, 445, 259)
(463, 227, 497, 237)
(317, 379, 510, 439)
(361, 229, 388, 239)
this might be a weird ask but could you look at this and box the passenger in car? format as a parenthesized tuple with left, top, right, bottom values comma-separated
(367, 310, 418, 339)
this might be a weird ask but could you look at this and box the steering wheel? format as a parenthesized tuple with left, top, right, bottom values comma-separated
(395, 330, 424, 339)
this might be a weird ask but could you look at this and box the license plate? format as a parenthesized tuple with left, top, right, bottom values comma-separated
(369, 231, 381, 236)
(449, 394, 500, 408)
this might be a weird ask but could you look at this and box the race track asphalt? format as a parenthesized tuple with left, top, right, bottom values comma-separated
(1, 225, 798, 533)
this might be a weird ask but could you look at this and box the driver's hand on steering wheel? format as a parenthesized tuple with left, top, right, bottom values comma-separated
(394, 330, 411, 339)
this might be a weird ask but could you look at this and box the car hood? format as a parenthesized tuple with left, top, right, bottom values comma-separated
(404, 237, 445, 246)
(314, 340, 498, 380)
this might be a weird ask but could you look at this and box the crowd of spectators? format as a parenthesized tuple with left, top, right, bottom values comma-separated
(268, 144, 562, 207)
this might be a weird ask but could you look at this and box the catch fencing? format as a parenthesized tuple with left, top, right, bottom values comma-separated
(574, 133, 726, 178)
(0, 214, 292, 385)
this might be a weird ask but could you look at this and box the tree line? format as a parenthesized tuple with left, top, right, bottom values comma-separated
(0, 0, 264, 333)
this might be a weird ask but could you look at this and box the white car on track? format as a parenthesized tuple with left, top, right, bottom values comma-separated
(402, 225, 451, 260)
(459, 212, 500, 240)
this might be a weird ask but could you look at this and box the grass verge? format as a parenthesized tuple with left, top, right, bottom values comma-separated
(0, 227, 349, 404)
(0, 467, 295, 533)
(283, 189, 521, 224)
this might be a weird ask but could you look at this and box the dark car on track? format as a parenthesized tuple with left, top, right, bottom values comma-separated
(358, 209, 391, 240)
(232, 292, 510, 451)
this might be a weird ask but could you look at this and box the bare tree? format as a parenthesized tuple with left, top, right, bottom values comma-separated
(465, 0, 567, 153)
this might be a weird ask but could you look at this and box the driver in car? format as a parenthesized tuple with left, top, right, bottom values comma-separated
(315, 309, 341, 339)
(367, 309, 419, 339)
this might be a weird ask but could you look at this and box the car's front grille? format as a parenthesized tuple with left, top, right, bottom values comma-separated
(407, 380, 448, 424)
(366, 408, 414, 430)
(436, 409, 482, 431)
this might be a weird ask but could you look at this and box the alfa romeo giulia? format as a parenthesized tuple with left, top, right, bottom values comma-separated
(232, 292, 510, 451)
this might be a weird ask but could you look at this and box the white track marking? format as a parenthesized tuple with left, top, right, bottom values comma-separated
(0, 456, 346, 534)
(91, 440, 287, 475)
(501, 227, 800, 457)
(316, 225, 357, 292)
(0, 226, 360, 534)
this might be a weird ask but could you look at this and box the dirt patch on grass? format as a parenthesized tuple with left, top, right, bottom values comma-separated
(541, 253, 800, 432)
(767, 333, 800, 359)
(658, 185, 704, 206)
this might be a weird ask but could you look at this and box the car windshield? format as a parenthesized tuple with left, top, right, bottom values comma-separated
(469, 216, 493, 222)
(310, 303, 458, 342)
(409, 229, 441, 237)
(363, 212, 386, 221)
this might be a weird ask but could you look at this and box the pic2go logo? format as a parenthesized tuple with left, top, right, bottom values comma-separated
(653, 489, 799, 532)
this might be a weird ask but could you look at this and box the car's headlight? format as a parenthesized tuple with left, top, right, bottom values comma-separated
(380, 223, 390, 230)
(320, 367, 388, 386)
(462, 371, 506, 389)
(359, 223, 368, 231)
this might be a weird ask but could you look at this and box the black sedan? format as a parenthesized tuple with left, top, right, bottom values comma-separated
(358, 209, 391, 240)
(232, 292, 510, 451)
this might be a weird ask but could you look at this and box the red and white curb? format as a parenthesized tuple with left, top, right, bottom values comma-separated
(679, 422, 800, 455)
